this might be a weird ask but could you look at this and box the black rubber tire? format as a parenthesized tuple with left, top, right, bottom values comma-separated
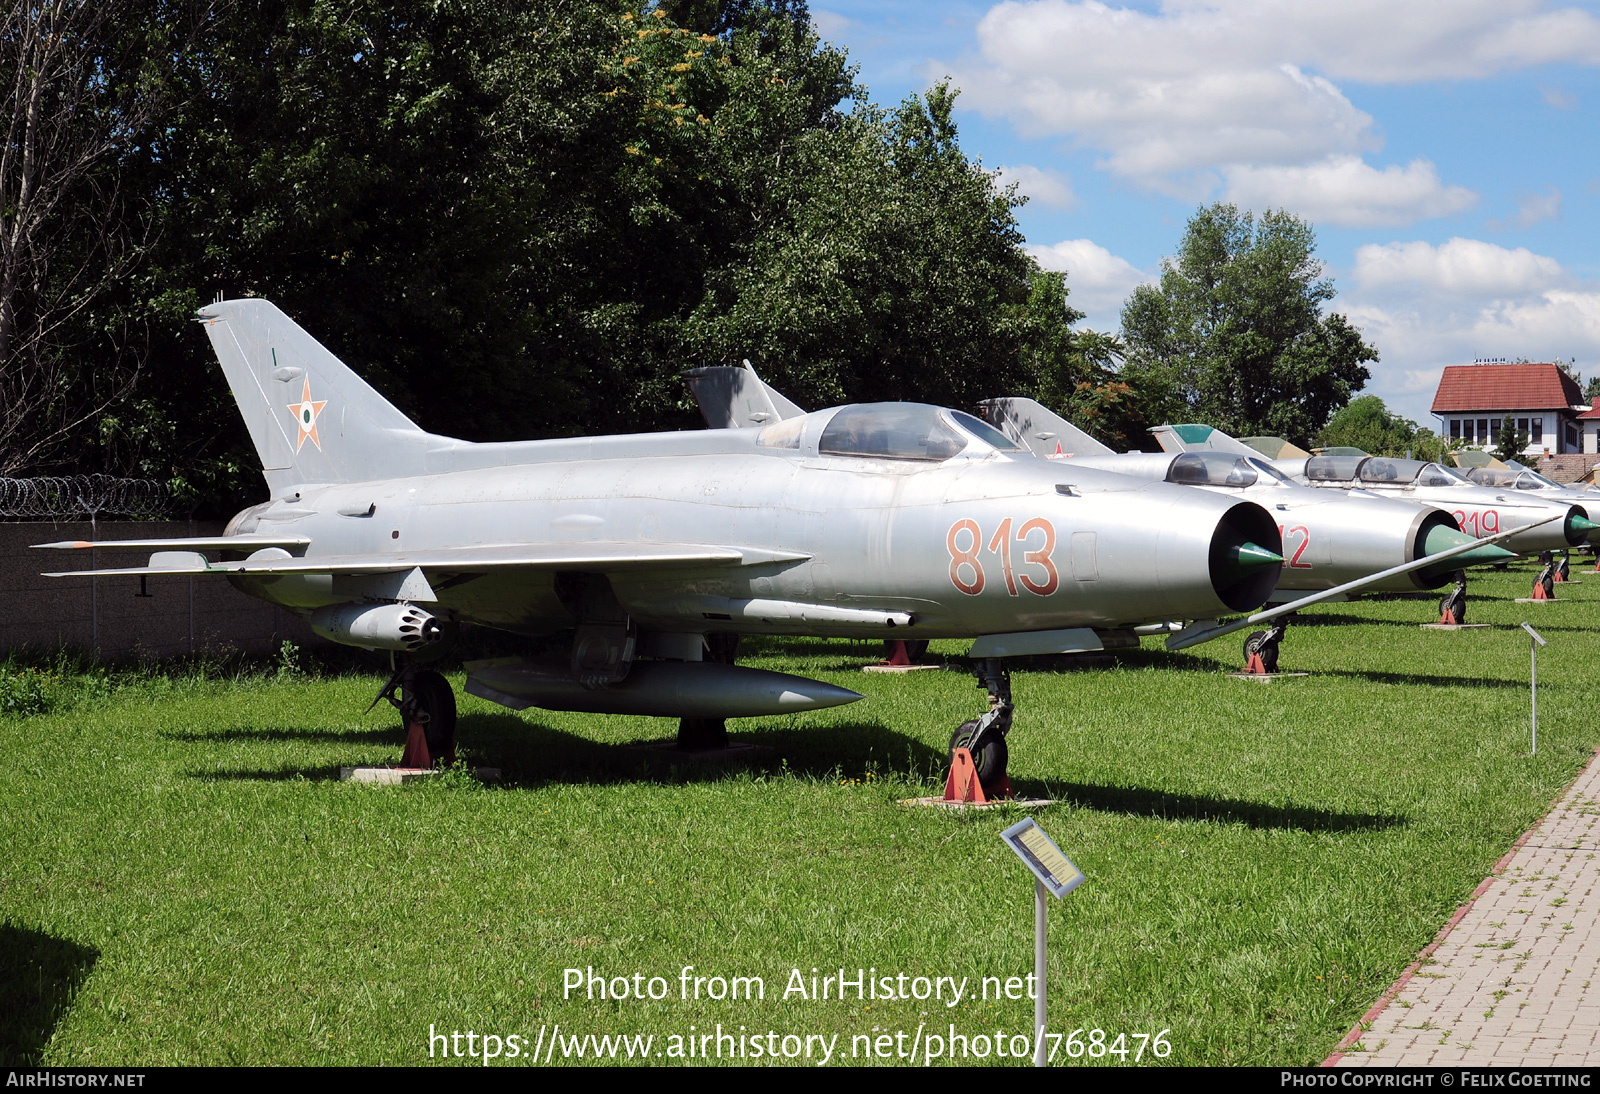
(949, 720, 1008, 795)
(1242, 630, 1279, 673)
(410, 670, 457, 762)
(887, 639, 931, 663)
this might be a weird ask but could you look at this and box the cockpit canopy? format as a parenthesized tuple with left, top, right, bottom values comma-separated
(757, 402, 1021, 461)
(1468, 467, 1565, 491)
(1305, 454, 1467, 487)
(1167, 453, 1259, 487)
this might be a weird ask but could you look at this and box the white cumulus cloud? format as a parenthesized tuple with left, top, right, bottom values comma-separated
(1026, 238, 1154, 324)
(993, 163, 1077, 208)
(1222, 156, 1477, 228)
(1353, 238, 1568, 297)
(937, 0, 1597, 218)
(1488, 187, 1563, 231)
(1342, 238, 1600, 421)
(810, 8, 853, 41)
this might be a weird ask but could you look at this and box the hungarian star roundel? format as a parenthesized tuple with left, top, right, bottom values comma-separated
(288, 377, 327, 452)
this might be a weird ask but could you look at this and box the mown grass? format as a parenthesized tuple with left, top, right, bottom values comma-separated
(1, 561, 1596, 1066)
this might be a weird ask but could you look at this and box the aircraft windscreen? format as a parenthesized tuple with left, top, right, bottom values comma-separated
(1358, 457, 1428, 484)
(1305, 455, 1367, 481)
(1419, 463, 1472, 486)
(755, 417, 803, 449)
(948, 410, 1021, 451)
(1468, 468, 1519, 488)
(819, 403, 968, 461)
(1247, 458, 1294, 484)
(1166, 452, 1258, 487)
(1518, 471, 1563, 490)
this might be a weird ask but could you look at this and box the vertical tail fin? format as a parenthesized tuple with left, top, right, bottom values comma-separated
(197, 299, 434, 493)
(684, 361, 806, 429)
(976, 398, 1115, 458)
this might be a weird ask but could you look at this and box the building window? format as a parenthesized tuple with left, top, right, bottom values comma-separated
(1532, 418, 1543, 443)
(1450, 419, 1461, 440)
(1518, 417, 1530, 440)
(1490, 418, 1502, 442)
(1478, 419, 1489, 442)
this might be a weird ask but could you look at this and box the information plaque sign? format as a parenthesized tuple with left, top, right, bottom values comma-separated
(1000, 817, 1085, 899)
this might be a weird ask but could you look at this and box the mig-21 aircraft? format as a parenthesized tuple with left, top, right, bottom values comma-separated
(976, 397, 1518, 668)
(1153, 424, 1596, 555)
(38, 299, 1307, 794)
(690, 371, 1537, 674)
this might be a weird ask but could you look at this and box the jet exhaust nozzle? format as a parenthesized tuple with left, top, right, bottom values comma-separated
(310, 602, 444, 651)
(1208, 502, 1284, 612)
(463, 657, 863, 719)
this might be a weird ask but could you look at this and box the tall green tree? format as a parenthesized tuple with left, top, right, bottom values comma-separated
(68, 0, 1043, 512)
(1493, 417, 1530, 464)
(1120, 203, 1376, 445)
(1316, 395, 1452, 461)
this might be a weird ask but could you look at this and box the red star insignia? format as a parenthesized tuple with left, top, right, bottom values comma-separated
(288, 377, 327, 452)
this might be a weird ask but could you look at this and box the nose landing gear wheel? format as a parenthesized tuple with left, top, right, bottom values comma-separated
(949, 720, 1009, 797)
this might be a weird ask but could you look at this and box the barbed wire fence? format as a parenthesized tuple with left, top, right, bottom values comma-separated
(0, 475, 171, 520)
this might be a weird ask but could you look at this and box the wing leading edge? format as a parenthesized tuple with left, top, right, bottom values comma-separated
(36, 539, 811, 578)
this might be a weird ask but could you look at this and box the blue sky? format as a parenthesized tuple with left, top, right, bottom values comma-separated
(812, 0, 1600, 427)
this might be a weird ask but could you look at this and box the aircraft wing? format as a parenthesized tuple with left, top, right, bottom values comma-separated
(32, 534, 312, 552)
(38, 540, 811, 578)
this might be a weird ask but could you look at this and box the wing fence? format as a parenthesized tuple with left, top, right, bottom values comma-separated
(0, 476, 171, 520)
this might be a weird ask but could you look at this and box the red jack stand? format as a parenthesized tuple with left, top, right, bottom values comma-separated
(941, 747, 1012, 804)
(1438, 606, 1462, 625)
(882, 640, 915, 667)
(1531, 581, 1551, 600)
(1243, 650, 1270, 674)
(398, 721, 431, 769)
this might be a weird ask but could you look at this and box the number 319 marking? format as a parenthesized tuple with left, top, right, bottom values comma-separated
(947, 518, 1059, 596)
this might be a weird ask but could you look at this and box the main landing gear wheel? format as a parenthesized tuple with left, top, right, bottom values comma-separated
(408, 669, 457, 765)
(884, 639, 930, 665)
(378, 661, 458, 768)
(949, 720, 1008, 796)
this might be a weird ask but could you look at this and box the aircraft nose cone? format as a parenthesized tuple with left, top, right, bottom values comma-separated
(1566, 513, 1600, 542)
(1226, 541, 1284, 576)
(1420, 523, 1515, 572)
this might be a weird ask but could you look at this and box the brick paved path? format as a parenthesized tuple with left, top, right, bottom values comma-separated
(1331, 751, 1600, 1066)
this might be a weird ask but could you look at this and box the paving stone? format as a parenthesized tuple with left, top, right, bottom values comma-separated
(1333, 749, 1600, 1066)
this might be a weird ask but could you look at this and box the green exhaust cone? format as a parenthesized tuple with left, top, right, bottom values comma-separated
(1419, 523, 1515, 572)
(1227, 541, 1284, 575)
(1567, 513, 1600, 541)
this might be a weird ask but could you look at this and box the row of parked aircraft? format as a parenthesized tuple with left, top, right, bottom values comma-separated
(33, 300, 1588, 795)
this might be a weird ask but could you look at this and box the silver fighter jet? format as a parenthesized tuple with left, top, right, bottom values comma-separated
(980, 398, 1514, 600)
(691, 373, 1533, 672)
(1152, 424, 1597, 554)
(38, 300, 1294, 793)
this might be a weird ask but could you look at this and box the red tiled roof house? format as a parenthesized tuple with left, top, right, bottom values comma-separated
(1430, 363, 1587, 456)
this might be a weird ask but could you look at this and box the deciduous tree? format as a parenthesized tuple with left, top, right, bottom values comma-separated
(1120, 203, 1375, 446)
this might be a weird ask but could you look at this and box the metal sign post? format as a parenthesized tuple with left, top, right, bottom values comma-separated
(1000, 817, 1086, 1067)
(1522, 622, 1547, 754)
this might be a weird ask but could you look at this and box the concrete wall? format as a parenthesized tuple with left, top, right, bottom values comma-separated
(0, 521, 322, 660)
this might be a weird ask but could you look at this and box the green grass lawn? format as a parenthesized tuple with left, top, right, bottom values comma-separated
(2, 561, 1596, 1066)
